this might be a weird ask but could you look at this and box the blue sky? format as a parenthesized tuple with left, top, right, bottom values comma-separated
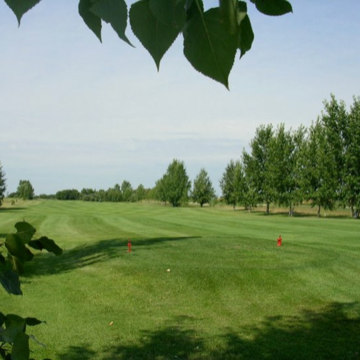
(0, 1, 359, 196)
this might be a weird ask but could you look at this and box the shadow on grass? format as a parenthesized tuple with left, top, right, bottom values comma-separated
(57, 302, 360, 360)
(57, 345, 97, 360)
(0, 207, 26, 212)
(24, 236, 200, 278)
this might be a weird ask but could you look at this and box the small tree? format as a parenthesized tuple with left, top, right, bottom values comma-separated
(155, 175, 169, 205)
(162, 159, 191, 207)
(17, 180, 35, 200)
(192, 168, 216, 207)
(121, 180, 133, 202)
(0, 162, 6, 206)
(135, 184, 147, 202)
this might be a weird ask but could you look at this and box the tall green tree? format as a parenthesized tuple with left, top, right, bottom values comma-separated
(267, 124, 305, 215)
(17, 180, 35, 200)
(192, 168, 216, 207)
(220, 160, 246, 209)
(342, 96, 360, 217)
(4, 0, 292, 88)
(0, 161, 6, 206)
(320, 94, 348, 203)
(243, 124, 274, 214)
(161, 159, 191, 207)
(299, 120, 338, 217)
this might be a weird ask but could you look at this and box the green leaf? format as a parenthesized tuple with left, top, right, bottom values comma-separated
(185, 0, 204, 21)
(0, 312, 6, 327)
(220, 0, 238, 34)
(28, 236, 63, 256)
(9, 255, 25, 275)
(0, 270, 22, 295)
(4, 0, 41, 25)
(25, 317, 44, 326)
(130, 0, 181, 70)
(79, 0, 102, 42)
(5, 234, 34, 263)
(0, 314, 26, 344)
(0, 253, 6, 267)
(14, 221, 36, 244)
(149, 0, 186, 29)
(90, 0, 133, 46)
(251, 0, 293, 16)
(12, 332, 29, 360)
(183, 7, 238, 89)
(238, 14, 254, 58)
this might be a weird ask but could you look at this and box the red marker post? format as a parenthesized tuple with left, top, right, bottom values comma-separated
(277, 235, 282, 247)
(127, 239, 132, 252)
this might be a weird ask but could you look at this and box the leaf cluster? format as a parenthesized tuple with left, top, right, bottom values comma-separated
(0, 221, 62, 359)
(4, 0, 292, 88)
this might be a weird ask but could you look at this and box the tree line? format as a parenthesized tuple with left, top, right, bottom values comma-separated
(221, 94, 360, 217)
(1, 95, 359, 217)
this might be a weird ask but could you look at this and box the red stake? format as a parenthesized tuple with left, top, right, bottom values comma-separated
(127, 239, 132, 252)
(277, 235, 282, 247)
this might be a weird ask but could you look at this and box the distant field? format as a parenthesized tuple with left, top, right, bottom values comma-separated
(1, 200, 359, 359)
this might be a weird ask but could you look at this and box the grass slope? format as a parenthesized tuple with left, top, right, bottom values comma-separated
(1, 200, 359, 359)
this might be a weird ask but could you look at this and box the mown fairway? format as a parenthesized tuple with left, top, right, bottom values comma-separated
(1, 200, 359, 359)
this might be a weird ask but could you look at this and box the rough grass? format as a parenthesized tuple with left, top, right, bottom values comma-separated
(0, 200, 359, 359)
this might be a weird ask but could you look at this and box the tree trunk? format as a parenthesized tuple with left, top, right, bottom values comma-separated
(289, 204, 294, 216)
(266, 202, 270, 215)
(317, 205, 321, 217)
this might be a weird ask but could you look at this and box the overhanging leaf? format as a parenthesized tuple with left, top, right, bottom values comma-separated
(9, 254, 25, 275)
(0, 312, 6, 327)
(79, 0, 102, 42)
(183, 7, 238, 89)
(5, 234, 33, 263)
(4, 0, 41, 25)
(12, 332, 29, 360)
(0, 270, 22, 295)
(238, 14, 254, 58)
(15, 221, 36, 244)
(0, 314, 26, 344)
(149, 0, 186, 29)
(130, 0, 181, 70)
(185, 0, 204, 21)
(28, 237, 63, 256)
(0, 253, 6, 267)
(90, 0, 133, 46)
(252, 0, 293, 16)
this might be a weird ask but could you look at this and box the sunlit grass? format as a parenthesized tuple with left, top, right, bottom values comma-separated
(1, 200, 359, 359)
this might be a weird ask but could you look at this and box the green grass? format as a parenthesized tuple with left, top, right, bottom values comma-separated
(1, 200, 360, 359)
